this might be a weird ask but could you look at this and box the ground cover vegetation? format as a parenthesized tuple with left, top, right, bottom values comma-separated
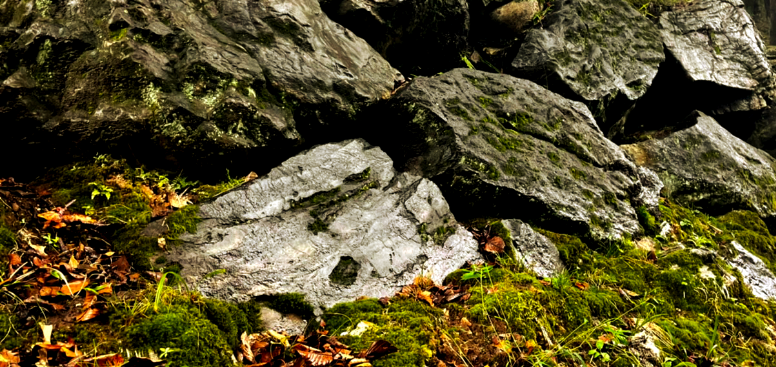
(0, 155, 773, 366)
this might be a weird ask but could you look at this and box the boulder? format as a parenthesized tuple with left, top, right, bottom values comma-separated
(609, 0, 775, 143)
(0, 0, 401, 179)
(166, 139, 482, 309)
(367, 68, 642, 242)
(728, 240, 776, 300)
(510, 0, 664, 131)
(620, 111, 776, 223)
(320, 0, 470, 76)
(502, 219, 564, 278)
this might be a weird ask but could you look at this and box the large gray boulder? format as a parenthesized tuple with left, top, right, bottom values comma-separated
(0, 0, 401, 178)
(167, 139, 482, 309)
(609, 0, 775, 144)
(368, 69, 643, 242)
(511, 0, 664, 131)
(728, 241, 776, 300)
(320, 0, 470, 76)
(620, 111, 776, 222)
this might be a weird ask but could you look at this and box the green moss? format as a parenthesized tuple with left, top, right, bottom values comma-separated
(636, 205, 657, 235)
(269, 293, 314, 319)
(0, 311, 25, 350)
(478, 96, 494, 109)
(203, 299, 263, 348)
(345, 167, 371, 182)
(325, 299, 438, 367)
(166, 205, 201, 239)
(110, 28, 128, 41)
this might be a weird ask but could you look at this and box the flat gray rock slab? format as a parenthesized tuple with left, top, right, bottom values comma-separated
(621, 111, 776, 221)
(168, 139, 482, 309)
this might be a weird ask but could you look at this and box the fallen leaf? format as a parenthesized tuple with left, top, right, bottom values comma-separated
(61, 279, 90, 296)
(483, 236, 505, 254)
(168, 192, 191, 209)
(357, 340, 398, 360)
(61, 346, 82, 358)
(0, 349, 20, 365)
(293, 345, 333, 366)
(38, 211, 65, 229)
(9, 253, 21, 266)
(574, 282, 589, 290)
(40, 324, 53, 345)
(30, 245, 47, 256)
(39, 287, 60, 297)
(97, 283, 113, 295)
(61, 213, 98, 225)
(244, 172, 258, 182)
(77, 308, 101, 322)
(460, 317, 472, 328)
(157, 238, 166, 250)
(69, 255, 79, 269)
(417, 291, 434, 307)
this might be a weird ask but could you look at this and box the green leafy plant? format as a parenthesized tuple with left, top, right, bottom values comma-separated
(88, 182, 113, 201)
(461, 264, 493, 281)
(588, 339, 611, 363)
(43, 233, 59, 246)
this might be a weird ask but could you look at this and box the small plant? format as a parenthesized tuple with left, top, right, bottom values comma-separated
(461, 264, 493, 281)
(588, 339, 611, 363)
(88, 182, 113, 201)
(43, 233, 59, 246)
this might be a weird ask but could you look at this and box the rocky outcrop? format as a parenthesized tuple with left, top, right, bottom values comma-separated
(368, 69, 642, 242)
(502, 219, 564, 278)
(167, 139, 482, 309)
(609, 0, 775, 144)
(510, 0, 664, 131)
(0, 0, 401, 179)
(620, 111, 776, 222)
(728, 241, 776, 300)
(320, 0, 470, 76)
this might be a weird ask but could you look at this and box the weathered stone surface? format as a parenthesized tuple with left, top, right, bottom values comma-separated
(632, 167, 663, 212)
(167, 139, 482, 308)
(502, 219, 564, 278)
(659, 0, 773, 93)
(0, 0, 401, 179)
(260, 307, 308, 335)
(620, 111, 776, 221)
(321, 0, 470, 76)
(728, 241, 776, 300)
(491, 0, 540, 36)
(367, 69, 642, 242)
(511, 0, 664, 130)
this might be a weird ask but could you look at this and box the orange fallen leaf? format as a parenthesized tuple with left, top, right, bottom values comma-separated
(97, 283, 113, 295)
(293, 344, 333, 366)
(483, 236, 505, 254)
(61, 279, 90, 296)
(0, 349, 20, 365)
(77, 308, 101, 322)
(83, 292, 97, 309)
(62, 213, 98, 225)
(8, 253, 21, 266)
(39, 211, 65, 229)
(574, 282, 589, 290)
(69, 255, 79, 269)
(39, 286, 61, 297)
(417, 291, 434, 307)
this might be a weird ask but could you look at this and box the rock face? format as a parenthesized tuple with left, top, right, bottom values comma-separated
(368, 69, 642, 242)
(511, 0, 664, 131)
(167, 139, 482, 308)
(502, 219, 564, 278)
(620, 111, 776, 222)
(728, 241, 776, 300)
(609, 0, 775, 143)
(0, 0, 401, 179)
(320, 0, 470, 76)
(660, 0, 772, 93)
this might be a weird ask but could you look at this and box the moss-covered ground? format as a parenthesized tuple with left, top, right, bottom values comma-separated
(1, 155, 775, 367)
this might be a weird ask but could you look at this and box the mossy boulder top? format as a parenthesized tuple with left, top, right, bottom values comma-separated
(511, 0, 664, 128)
(167, 139, 482, 309)
(367, 68, 645, 242)
(0, 0, 401, 177)
(621, 111, 776, 224)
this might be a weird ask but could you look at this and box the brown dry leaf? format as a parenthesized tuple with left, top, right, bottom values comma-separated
(293, 345, 333, 367)
(77, 308, 101, 322)
(413, 276, 434, 289)
(357, 340, 397, 360)
(87, 354, 124, 367)
(61, 279, 90, 296)
(574, 282, 589, 291)
(538, 280, 551, 287)
(61, 213, 98, 225)
(168, 192, 191, 209)
(244, 172, 259, 182)
(417, 291, 434, 307)
(69, 255, 79, 269)
(9, 253, 21, 266)
(483, 236, 505, 254)
(620, 288, 640, 298)
(140, 185, 155, 200)
(30, 245, 47, 257)
(157, 238, 166, 250)
(107, 175, 132, 190)
(460, 317, 472, 328)
(39, 211, 65, 229)
(97, 283, 113, 295)
(61, 346, 82, 358)
(82, 292, 97, 310)
(0, 349, 20, 365)
(39, 287, 60, 297)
